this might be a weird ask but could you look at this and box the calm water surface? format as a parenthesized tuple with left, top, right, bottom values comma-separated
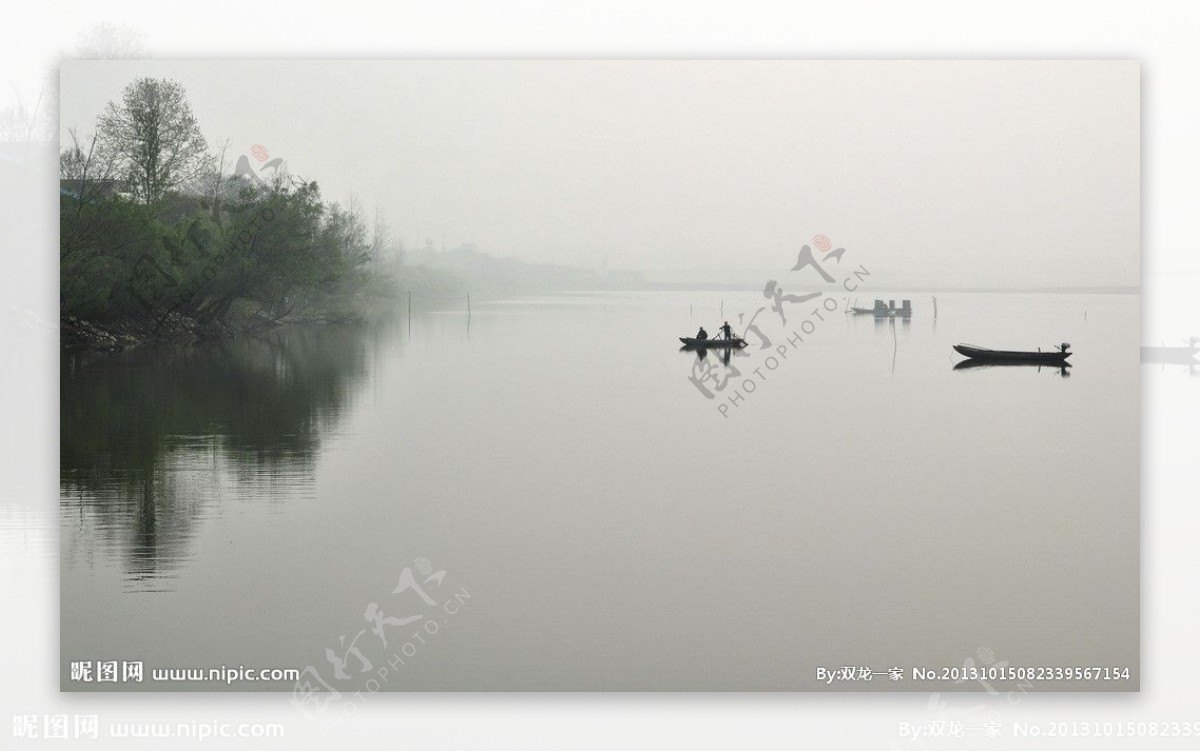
(60, 291, 1139, 690)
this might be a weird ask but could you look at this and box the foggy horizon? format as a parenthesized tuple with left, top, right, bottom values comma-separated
(60, 60, 1139, 289)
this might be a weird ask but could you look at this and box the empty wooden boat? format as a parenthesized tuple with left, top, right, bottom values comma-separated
(953, 343, 1071, 363)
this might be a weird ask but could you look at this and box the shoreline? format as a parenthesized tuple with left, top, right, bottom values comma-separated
(62, 313, 246, 352)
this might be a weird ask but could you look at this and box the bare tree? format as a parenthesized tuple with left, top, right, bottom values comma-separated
(97, 77, 211, 204)
(199, 137, 232, 223)
(58, 133, 88, 182)
(59, 129, 118, 208)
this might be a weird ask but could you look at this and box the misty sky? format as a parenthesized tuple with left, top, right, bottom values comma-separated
(59, 60, 1139, 287)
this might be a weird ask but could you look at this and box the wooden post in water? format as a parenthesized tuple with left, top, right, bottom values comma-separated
(467, 292, 471, 321)
(932, 295, 938, 319)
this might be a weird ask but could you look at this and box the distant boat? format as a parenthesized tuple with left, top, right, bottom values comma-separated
(679, 337, 747, 349)
(953, 343, 1071, 363)
(846, 299, 910, 318)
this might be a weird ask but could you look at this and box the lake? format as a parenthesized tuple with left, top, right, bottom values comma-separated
(60, 290, 1139, 692)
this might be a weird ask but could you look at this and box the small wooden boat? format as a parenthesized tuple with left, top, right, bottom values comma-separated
(679, 337, 747, 349)
(953, 343, 1071, 363)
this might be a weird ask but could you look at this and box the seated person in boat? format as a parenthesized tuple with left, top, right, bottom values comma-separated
(720, 321, 733, 340)
(696, 326, 709, 341)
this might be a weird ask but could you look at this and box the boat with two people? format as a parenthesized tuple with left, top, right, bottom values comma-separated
(679, 322, 747, 350)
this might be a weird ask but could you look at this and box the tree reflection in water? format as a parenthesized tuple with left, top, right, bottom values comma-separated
(60, 324, 373, 588)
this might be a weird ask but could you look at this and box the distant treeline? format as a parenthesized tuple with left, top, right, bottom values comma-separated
(405, 243, 645, 298)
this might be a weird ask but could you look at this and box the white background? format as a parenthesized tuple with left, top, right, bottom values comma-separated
(2, 1, 1198, 749)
